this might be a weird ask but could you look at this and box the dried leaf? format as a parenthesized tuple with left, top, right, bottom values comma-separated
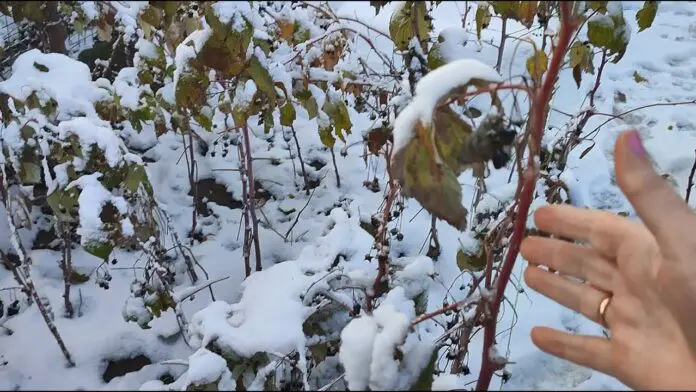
(366, 126, 392, 155)
(516, 1, 537, 28)
(526, 49, 548, 82)
(370, 1, 391, 14)
(277, 19, 295, 41)
(579, 143, 595, 159)
(200, 8, 253, 78)
(475, 4, 491, 40)
(572, 64, 582, 88)
(636, 1, 658, 32)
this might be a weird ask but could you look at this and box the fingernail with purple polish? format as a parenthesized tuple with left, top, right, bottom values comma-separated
(627, 131, 646, 158)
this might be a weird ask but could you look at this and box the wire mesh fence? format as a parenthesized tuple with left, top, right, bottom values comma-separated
(0, 14, 97, 80)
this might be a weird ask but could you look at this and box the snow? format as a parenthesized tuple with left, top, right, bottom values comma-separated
(393, 58, 502, 154)
(1, 1, 696, 391)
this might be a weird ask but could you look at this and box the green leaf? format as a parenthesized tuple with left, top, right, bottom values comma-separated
(296, 90, 318, 119)
(69, 270, 90, 284)
(47, 187, 80, 221)
(409, 348, 438, 391)
(587, 11, 630, 63)
(456, 248, 487, 272)
(319, 126, 335, 148)
(586, 1, 608, 12)
(33, 62, 49, 72)
(491, 1, 520, 19)
(200, 6, 253, 78)
(636, 1, 658, 32)
(280, 102, 296, 127)
(125, 164, 153, 195)
(175, 72, 209, 113)
(389, 1, 430, 51)
(475, 4, 491, 40)
(262, 109, 274, 133)
(20, 161, 41, 184)
(633, 70, 648, 84)
(526, 49, 548, 82)
(247, 55, 277, 107)
(391, 123, 468, 230)
(193, 112, 213, 131)
(322, 99, 352, 142)
(431, 106, 474, 175)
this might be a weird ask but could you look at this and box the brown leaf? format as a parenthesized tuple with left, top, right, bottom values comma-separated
(366, 126, 392, 155)
(572, 64, 582, 88)
(517, 1, 537, 28)
(277, 19, 295, 42)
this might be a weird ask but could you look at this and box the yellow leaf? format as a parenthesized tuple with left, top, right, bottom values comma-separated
(516, 1, 537, 28)
(475, 5, 491, 40)
(526, 49, 548, 82)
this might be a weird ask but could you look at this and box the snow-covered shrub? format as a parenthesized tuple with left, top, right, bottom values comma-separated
(0, 0, 667, 390)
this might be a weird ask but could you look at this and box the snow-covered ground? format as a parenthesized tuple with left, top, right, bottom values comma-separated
(1, 1, 696, 390)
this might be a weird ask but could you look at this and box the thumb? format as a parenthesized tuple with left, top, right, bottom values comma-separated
(614, 130, 695, 248)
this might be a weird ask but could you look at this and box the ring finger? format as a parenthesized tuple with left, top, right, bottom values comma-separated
(524, 266, 614, 327)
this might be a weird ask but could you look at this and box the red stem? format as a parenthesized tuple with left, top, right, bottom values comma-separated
(474, 4, 578, 390)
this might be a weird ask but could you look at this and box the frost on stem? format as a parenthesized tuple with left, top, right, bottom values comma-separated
(391, 59, 517, 230)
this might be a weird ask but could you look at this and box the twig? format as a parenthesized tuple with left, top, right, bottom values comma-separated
(686, 149, 696, 204)
(242, 125, 263, 273)
(585, 99, 696, 140)
(494, 18, 508, 72)
(59, 221, 74, 318)
(284, 185, 318, 240)
(290, 124, 310, 195)
(474, 4, 579, 390)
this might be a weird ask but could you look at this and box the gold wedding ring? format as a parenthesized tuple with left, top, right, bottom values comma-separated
(598, 295, 612, 327)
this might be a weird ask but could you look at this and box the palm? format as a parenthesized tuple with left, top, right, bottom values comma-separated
(521, 204, 696, 390)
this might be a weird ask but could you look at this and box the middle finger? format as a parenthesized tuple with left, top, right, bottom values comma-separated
(521, 236, 617, 292)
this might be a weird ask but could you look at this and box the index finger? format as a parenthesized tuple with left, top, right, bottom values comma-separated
(533, 204, 644, 258)
(614, 130, 696, 256)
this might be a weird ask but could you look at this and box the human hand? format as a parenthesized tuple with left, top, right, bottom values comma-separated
(520, 130, 696, 390)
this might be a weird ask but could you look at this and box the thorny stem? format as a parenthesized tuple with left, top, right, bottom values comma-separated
(181, 126, 200, 283)
(238, 134, 252, 278)
(365, 144, 397, 312)
(290, 124, 310, 195)
(686, 149, 696, 204)
(242, 125, 263, 272)
(59, 221, 74, 318)
(474, 4, 579, 390)
(494, 18, 508, 72)
(0, 168, 74, 366)
(329, 147, 341, 188)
